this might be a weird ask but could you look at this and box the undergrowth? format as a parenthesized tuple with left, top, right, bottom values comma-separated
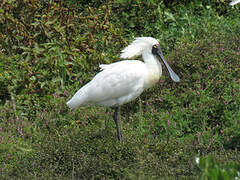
(0, 0, 240, 179)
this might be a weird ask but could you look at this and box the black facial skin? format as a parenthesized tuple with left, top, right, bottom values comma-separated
(152, 44, 161, 55)
(152, 44, 180, 82)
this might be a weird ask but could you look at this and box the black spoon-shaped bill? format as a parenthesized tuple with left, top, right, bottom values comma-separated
(157, 51, 180, 82)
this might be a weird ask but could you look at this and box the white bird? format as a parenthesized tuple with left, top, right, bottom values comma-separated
(230, 0, 240, 5)
(66, 37, 180, 141)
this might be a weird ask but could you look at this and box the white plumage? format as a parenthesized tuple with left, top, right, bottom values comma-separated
(67, 60, 148, 108)
(66, 37, 180, 141)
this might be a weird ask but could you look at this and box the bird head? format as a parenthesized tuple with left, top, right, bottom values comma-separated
(120, 37, 180, 82)
(120, 37, 159, 59)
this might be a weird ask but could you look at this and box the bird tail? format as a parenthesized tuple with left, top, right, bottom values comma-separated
(66, 98, 80, 110)
(66, 85, 88, 110)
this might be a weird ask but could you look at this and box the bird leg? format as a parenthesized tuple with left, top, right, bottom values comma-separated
(113, 106, 122, 141)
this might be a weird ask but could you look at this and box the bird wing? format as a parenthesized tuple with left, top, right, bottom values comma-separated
(85, 60, 147, 106)
(99, 60, 137, 71)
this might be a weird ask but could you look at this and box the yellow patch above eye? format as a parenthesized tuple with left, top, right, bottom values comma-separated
(153, 45, 157, 48)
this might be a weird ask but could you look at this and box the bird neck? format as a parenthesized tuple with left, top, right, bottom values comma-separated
(142, 52, 162, 73)
(142, 52, 162, 88)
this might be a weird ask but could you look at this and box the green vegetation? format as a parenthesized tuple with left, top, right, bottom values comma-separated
(0, 0, 239, 179)
(197, 156, 240, 180)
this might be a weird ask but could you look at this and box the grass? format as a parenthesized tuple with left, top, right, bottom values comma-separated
(0, 0, 240, 179)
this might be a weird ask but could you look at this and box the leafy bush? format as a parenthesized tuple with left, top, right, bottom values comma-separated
(0, 0, 240, 179)
(196, 156, 240, 180)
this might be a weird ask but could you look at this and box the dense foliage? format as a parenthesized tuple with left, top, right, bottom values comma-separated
(0, 0, 239, 179)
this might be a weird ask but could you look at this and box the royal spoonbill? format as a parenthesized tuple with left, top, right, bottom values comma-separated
(230, 0, 240, 5)
(66, 37, 180, 141)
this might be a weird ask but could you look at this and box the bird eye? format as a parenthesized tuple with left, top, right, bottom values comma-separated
(152, 45, 159, 55)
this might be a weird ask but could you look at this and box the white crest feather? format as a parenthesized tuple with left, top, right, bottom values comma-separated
(120, 37, 159, 59)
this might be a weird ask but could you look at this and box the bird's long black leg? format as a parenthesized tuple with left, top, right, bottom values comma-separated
(113, 106, 122, 141)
